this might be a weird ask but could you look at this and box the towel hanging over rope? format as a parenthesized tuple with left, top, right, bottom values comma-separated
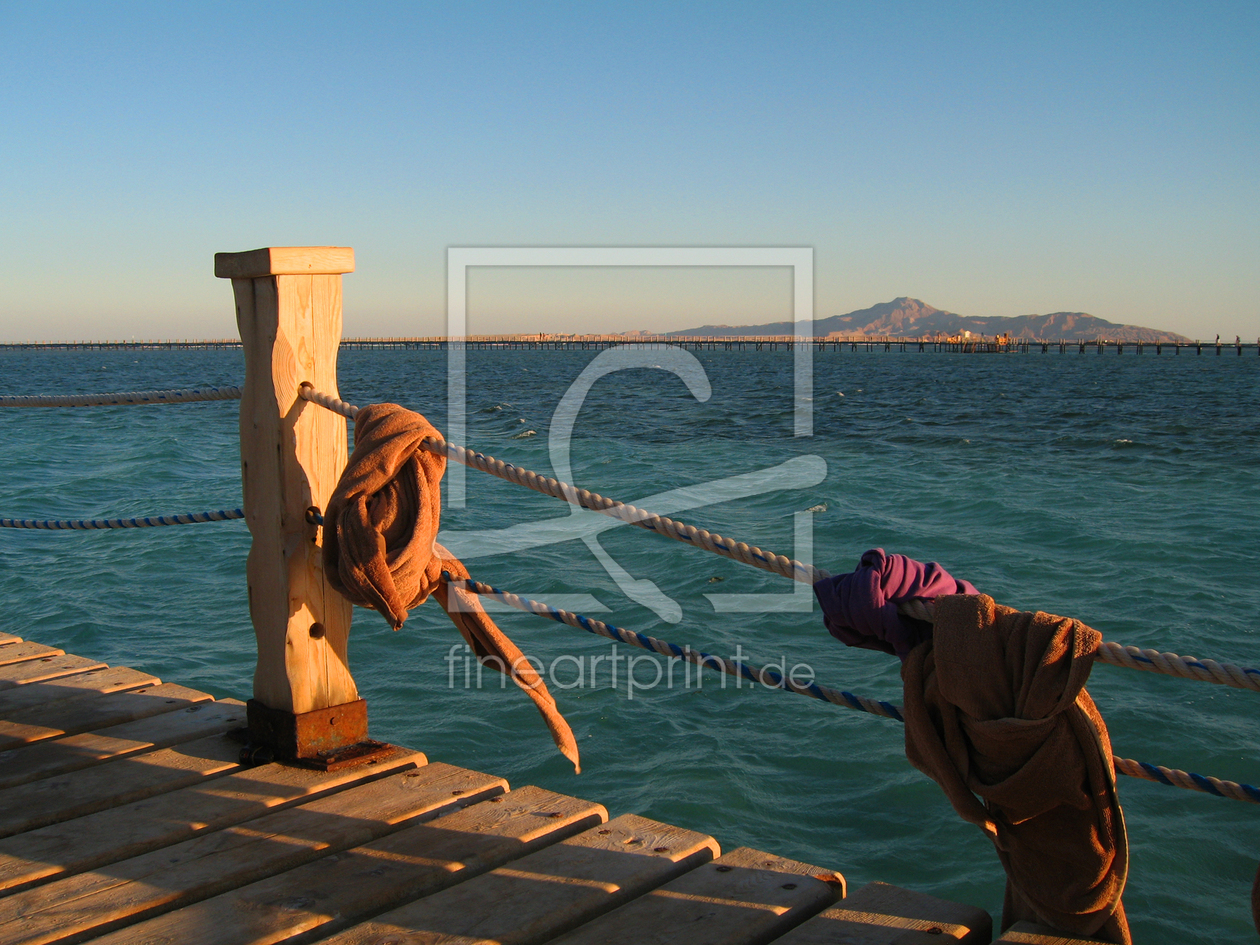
(321, 402, 580, 772)
(903, 594, 1130, 944)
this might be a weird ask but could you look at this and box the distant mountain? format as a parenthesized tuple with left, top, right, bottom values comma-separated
(669, 297, 1191, 343)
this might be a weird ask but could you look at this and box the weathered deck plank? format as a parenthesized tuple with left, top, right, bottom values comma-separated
(91, 785, 606, 945)
(0, 763, 504, 945)
(0, 699, 245, 791)
(0, 634, 20, 646)
(0, 665, 158, 715)
(0, 642, 63, 667)
(0, 732, 243, 838)
(0, 682, 212, 750)
(0, 653, 104, 688)
(995, 921, 1112, 944)
(0, 745, 422, 892)
(544, 846, 843, 945)
(771, 881, 992, 944)
(317, 813, 719, 945)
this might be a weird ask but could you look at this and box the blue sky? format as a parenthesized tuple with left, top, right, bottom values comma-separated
(1, 1, 1256, 340)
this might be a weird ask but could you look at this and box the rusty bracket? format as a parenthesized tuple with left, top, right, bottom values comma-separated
(244, 697, 397, 769)
(302, 738, 399, 772)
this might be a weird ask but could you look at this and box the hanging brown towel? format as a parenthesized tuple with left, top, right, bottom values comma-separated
(322, 402, 580, 772)
(902, 594, 1129, 943)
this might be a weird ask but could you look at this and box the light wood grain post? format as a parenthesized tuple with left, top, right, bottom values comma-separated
(216, 247, 366, 763)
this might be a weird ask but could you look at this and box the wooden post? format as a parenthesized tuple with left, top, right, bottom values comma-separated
(216, 246, 370, 764)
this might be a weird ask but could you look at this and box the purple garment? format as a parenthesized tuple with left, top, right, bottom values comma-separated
(813, 548, 979, 661)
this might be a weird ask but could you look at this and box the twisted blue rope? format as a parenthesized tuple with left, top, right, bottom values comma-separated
(0, 385, 247, 530)
(0, 508, 244, 529)
(445, 574, 905, 721)
(447, 574, 1260, 803)
(0, 385, 243, 408)
(472, 575, 771, 687)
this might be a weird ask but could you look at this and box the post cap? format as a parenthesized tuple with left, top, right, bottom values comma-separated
(215, 247, 355, 279)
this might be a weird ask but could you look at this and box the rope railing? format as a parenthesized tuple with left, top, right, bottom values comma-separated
(1093, 641, 1260, 692)
(298, 384, 826, 585)
(897, 599, 1260, 693)
(446, 573, 904, 721)
(298, 384, 359, 419)
(0, 508, 245, 530)
(299, 386, 1260, 695)
(0, 385, 243, 408)
(433, 438, 824, 583)
(0, 384, 246, 531)
(449, 575, 1260, 805)
(5, 381, 1253, 695)
(3, 378, 1256, 799)
(1113, 757, 1260, 804)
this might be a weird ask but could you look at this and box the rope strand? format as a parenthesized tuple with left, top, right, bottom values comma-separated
(450, 575, 1260, 805)
(297, 384, 825, 584)
(1093, 641, 1260, 692)
(430, 438, 827, 583)
(1113, 757, 1260, 805)
(0, 385, 243, 408)
(448, 574, 903, 720)
(298, 384, 358, 419)
(0, 508, 244, 529)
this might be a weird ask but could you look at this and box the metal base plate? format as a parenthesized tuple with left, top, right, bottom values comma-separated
(246, 697, 370, 761)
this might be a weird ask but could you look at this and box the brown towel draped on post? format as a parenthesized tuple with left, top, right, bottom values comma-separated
(322, 402, 580, 773)
(902, 594, 1129, 944)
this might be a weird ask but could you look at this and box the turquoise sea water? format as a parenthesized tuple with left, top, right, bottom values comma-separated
(1, 345, 1257, 942)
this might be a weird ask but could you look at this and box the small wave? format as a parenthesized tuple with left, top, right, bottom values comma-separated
(835, 391, 844, 398)
(512, 429, 537, 439)
(806, 503, 827, 513)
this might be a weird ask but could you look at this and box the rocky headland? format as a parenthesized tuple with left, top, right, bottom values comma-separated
(669, 297, 1191, 343)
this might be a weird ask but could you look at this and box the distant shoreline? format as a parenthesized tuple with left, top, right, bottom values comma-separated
(1, 335, 1254, 353)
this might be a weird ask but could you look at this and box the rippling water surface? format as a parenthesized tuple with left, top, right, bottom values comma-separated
(1, 345, 1257, 942)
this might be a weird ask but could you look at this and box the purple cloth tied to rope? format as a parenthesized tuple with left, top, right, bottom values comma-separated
(813, 548, 978, 661)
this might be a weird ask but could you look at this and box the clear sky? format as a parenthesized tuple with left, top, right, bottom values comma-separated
(1, 1, 1256, 341)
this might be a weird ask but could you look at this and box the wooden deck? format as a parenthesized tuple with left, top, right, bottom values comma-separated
(0, 634, 1113, 945)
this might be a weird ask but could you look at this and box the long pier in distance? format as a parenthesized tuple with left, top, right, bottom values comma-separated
(1, 335, 1257, 355)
